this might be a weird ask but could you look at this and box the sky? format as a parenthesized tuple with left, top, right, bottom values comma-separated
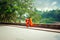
(33, 0, 60, 11)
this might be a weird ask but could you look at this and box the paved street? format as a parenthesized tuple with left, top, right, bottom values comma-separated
(0, 24, 60, 33)
(0, 25, 60, 40)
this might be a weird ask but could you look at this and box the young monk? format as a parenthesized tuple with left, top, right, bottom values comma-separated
(26, 18, 30, 28)
(29, 18, 33, 27)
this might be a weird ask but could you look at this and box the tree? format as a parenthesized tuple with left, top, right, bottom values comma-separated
(40, 9, 60, 24)
(0, 0, 34, 23)
(13, 0, 34, 23)
(29, 8, 42, 24)
(0, 0, 17, 23)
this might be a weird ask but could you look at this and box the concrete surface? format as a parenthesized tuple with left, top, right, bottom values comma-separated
(0, 25, 60, 40)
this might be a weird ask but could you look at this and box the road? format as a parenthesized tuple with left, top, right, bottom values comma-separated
(0, 25, 60, 40)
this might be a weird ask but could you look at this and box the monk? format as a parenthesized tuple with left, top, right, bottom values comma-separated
(26, 18, 30, 28)
(29, 18, 33, 27)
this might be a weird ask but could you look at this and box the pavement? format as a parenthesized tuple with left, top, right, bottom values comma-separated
(0, 25, 60, 40)
(0, 24, 60, 33)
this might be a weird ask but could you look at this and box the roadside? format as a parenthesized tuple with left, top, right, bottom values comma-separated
(0, 24, 60, 33)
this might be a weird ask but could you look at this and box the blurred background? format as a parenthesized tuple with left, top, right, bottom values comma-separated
(0, 0, 60, 24)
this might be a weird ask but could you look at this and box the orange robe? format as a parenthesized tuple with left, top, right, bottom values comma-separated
(26, 19, 29, 27)
(29, 18, 33, 27)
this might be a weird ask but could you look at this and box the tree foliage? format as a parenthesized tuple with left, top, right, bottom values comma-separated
(0, 0, 34, 23)
(32, 9, 60, 24)
(40, 9, 60, 23)
(0, 0, 17, 23)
